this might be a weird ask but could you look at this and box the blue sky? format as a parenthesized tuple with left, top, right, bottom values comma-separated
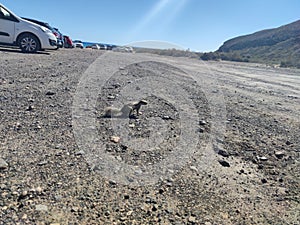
(1, 0, 299, 51)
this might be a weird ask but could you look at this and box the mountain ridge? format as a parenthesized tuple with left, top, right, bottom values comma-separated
(200, 19, 300, 68)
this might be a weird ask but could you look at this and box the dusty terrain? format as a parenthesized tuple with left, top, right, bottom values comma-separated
(0, 48, 299, 225)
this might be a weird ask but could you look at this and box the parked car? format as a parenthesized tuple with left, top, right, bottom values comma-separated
(99, 44, 107, 50)
(21, 17, 64, 48)
(73, 40, 84, 49)
(63, 35, 73, 48)
(0, 4, 57, 52)
(91, 44, 100, 49)
(53, 28, 64, 48)
(112, 46, 134, 53)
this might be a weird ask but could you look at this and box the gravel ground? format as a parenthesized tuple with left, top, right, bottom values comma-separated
(0, 48, 299, 225)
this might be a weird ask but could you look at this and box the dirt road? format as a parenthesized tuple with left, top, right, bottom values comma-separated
(0, 48, 299, 224)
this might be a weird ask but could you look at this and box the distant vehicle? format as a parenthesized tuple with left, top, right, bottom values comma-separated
(63, 35, 73, 48)
(99, 44, 107, 50)
(53, 28, 64, 48)
(106, 44, 116, 50)
(0, 4, 57, 52)
(73, 40, 84, 49)
(21, 17, 64, 49)
(91, 44, 100, 49)
(112, 46, 134, 53)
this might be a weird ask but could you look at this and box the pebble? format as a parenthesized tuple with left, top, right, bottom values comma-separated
(198, 128, 205, 133)
(261, 178, 268, 184)
(218, 160, 230, 167)
(259, 156, 268, 161)
(199, 120, 207, 126)
(107, 95, 116, 100)
(110, 136, 120, 143)
(188, 216, 197, 223)
(218, 149, 229, 157)
(0, 158, 8, 169)
(128, 124, 135, 128)
(38, 161, 48, 166)
(275, 151, 285, 158)
(45, 91, 56, 96)
(26, 105, 35, 111)
(35, 204, 48, 211)
(75, 150, 85, 156)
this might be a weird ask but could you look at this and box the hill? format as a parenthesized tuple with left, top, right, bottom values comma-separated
(202, 20, 300, 68)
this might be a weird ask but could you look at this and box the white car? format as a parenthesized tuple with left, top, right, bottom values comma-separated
(73, 40, 84, 49)
(0, 4, 57, 52)
(91, 44, 100, 49)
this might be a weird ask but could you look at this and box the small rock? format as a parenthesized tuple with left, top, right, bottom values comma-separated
(75, 150, 85, 156)
(259, 156, 268, 161)
(26, 105, 35, 111)
(37, 161, 48, 166)
(35, 204, 48, 211)
(198, 128, 205, 133)
(46, 91, 56, 96)
(261, 178, 267, 184)
(50, 223, 60, 225)
(217, 149, 229, 157)
(188, 216, 197, 223)
(218, 160, 230, 167)
(109, 180, 117, 185)
(275, 151, 285, 158)
(110, 136, 120, 143)
(286, 140, 292, 145)
(128, 124, 135, 128)
(22, 214, 28, 220)
(0, 158, 8, 169)
(107, 95, 116, 100)
(199, 120, 207, 126)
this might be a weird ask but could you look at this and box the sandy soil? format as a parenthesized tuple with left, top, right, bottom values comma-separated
(0, 48, 299, 225)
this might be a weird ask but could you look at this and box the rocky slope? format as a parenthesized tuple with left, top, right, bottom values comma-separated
(216, 20, 300, 67)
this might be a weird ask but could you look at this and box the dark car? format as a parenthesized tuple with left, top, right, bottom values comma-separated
(53, 27, 64, 48)
(63, 35, 73, 48)
(21, 17, 64, 48)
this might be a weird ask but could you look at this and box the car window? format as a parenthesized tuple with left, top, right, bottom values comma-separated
(0, 6, 11, 18)
(0, 6, 18, 22)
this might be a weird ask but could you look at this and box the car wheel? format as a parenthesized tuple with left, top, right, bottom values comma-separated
(18, 33, 40, 53)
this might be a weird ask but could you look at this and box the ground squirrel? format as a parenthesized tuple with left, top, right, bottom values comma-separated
(102, 100, 148, 118)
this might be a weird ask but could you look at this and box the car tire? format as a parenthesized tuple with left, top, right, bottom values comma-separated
(18, 33, 40, 53)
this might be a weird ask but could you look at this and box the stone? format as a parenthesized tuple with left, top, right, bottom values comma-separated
(259, 156, 268, 161)
(128, 124, 135, 128)
(218, 149, 229, 157)
(199, 120, 207, 126)
(107, 95, 116, 100)
(188, 216, 197, 223)
(0, 158, 8, 169)
(218, 160, 230, 167)
(38, 161, 48, 166)
(261, 178, 267, 184)
(110, 136, 120, 143)
(275, 151, 285, 158)
(46, 91, 56, 96)
(35, 204, 48, 211)
(75, 150, 85, 156)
